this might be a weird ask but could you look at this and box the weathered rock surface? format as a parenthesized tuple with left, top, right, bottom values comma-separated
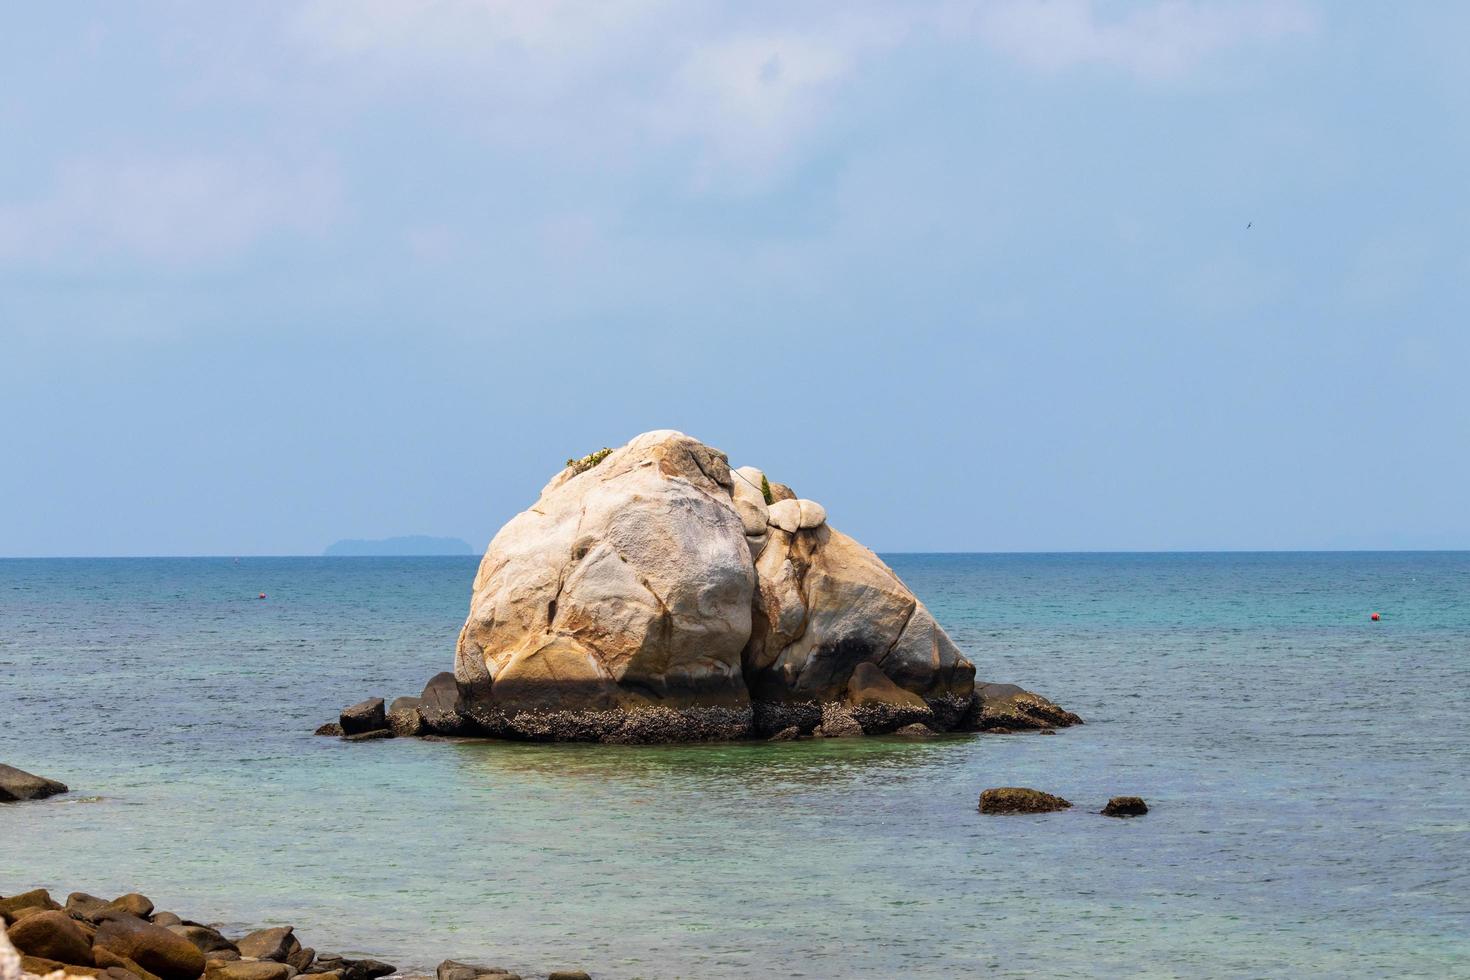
(234, 928, 297, 963)
(978, 787, 1073, 814)
(960, 683, 1083, 732)
(425, 430, 1071, 743)
(312, 724, 343, 737)
(338, 699, 386, 736)
(8, 910, 95, 967)
(93, 911, 207, 980)
(1102, 796, 1149, 817)
(0, 890, 60, 924)
(0, 764, 69, 803)
(416, 673, 470, 734)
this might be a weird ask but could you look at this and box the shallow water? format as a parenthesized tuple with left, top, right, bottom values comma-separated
(3, 554, 1468, 978)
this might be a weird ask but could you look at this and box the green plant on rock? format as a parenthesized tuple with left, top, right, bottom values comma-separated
(566, 447, 614, 474)
(760, 474, 774, 505)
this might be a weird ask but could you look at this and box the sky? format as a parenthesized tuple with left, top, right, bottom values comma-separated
(3, 1, 1469, 556)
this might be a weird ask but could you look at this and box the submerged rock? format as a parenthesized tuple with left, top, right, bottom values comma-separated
(0, 764, 69, 803)
(978, 787, 1073, 814)
(313, 723, 343, 737)
(1102, 796, 1149, 817)
(448, 430, 984, 742)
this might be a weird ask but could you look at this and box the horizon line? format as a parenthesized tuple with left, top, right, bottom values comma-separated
(4, 548, 1470, 560)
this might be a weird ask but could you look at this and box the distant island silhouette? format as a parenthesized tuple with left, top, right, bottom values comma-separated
(323, 535, 475, 557)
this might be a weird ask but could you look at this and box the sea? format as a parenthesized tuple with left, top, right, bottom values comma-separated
(2, 553, 1468, 979)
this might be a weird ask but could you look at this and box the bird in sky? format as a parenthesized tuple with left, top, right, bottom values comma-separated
(1247, 222, 1253, 229)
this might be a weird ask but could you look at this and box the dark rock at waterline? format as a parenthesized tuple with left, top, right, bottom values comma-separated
(389, 696, 422, 715)
(0, 763, 70, 802)
(94, 909, 208, 980)
(418, 673, 472, 735)
(548, 972, 592, 980)
(8, 908, 97, 967)
(235, 926, 298, 963)
(339, 698, 386, 736)
(750, 700, 821, 738)
(0, 889, 61, 923)
(312, 954, 394, 980)
(978, 787, 1073, 814)
(313, 723, 344, 737)
(287, 947, 317, 972)
(816, 702, 863, 737)
(893, 723, 936, 737)
(341, 729, 394, 743)
(961, 683, 1083, 732)
(767, 725, 800, 742)
(845, 662, 932, 734)
(1102, 796, 1149, 817)
(388, 707, 426, 737)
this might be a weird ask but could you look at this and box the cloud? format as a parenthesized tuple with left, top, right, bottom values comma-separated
(0, 153, 340, 267)
(970, 0, 1317, 78)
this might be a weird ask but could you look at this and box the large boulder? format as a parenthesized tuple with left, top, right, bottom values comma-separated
(454, 431, 756, 741)
(445, 430, 1054, 742)
(338, 699, 386, 736)
(7, 909, 95, 967)
(0, 764, 69, 803)
(93, 911, 206, 980)
(0, 890, 60, 924)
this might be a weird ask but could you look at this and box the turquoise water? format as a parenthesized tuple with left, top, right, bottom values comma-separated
(2, 554, 1468, 978)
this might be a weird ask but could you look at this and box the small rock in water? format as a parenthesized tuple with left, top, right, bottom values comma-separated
(767, 726, 800, 742)
(339, 698, 386, 736)
(0, 763, 70, 803)
(893, 723, 936, 738)
(978, 787, 1073, 814)
(549, 972, 592, 980)
(1101, 796, 1149, 817)
(313, 723, 344, 737)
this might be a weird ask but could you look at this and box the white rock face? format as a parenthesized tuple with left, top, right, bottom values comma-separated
(796, 498, 827, 529)
(766, 499, 801, 533)
(452, 429, 976, 740)
(729, 465, 770, 536)
(455, 431, 755, 719)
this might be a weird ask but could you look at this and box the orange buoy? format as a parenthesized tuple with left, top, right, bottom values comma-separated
(1370, 612, 1380, 621)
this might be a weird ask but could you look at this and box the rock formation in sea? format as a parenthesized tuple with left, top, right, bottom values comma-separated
(408, 429, 1079, 743)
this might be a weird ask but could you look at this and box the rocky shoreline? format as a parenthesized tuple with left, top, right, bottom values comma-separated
(314, 673, 1083, 745)
(0, 889, 588, 980)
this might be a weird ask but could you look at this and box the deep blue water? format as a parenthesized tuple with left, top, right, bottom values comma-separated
(2, 553, 1468, 978)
